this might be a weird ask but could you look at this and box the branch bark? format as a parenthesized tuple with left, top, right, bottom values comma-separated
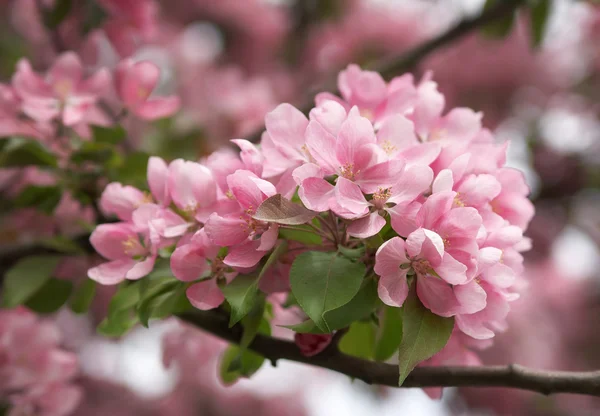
(179, 310, 600, 397)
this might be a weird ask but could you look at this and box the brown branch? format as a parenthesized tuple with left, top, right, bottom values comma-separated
(244, 0, 525, 144)
(179, 309, 600, 397)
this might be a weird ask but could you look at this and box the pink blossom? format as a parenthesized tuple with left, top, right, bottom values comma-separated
(374, 235, 470, 317)
(87, 222, 156, 285)
(115, 59, 180, 120)
(12, 52, 110, 126)
(99, 183, 149, 221)
(168, 159, 219, 222)
(204, 170, 278, 268)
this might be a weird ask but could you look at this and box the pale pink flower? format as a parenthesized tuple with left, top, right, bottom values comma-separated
(99, 183, 149, 221)
(490, 168, 535, 229)
(374, 234, 472, 317)
(204, 170, 278, 268)
(8, 382, 82, 416)
(87, 222, 157, 285)
(168, 159, 219, 222)
(115, 59, 180, 120)
(12, 52, 110, 126)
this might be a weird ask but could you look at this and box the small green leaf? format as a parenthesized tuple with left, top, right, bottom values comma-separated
(2, 255, 61, 308)
(97, 310, 138, 338)
(397, 289, 454, 385)
(71, 142, 115, 165)
(39, 236, 85, 254)
(110, 151, 150, 189)
(15, 186, 62, 214)
(257, 241, 288, 281)
(107, 281, 141, 320)
(219, 345, 265, 385)
(43, 0, 72, 29)
(240, 298, 266, 349)
(481, 0, 516, 39)
(25, 278, 73, 314)
(337, 245, 365, 261)
(69, 279, 97, 314)
(339, 321, 377, 359)
(279, 226, 322, 245)
(137, 281, 187, 327)
(290, 251, 365, 332)
(530, 0, 551, 48)
(0, 138, 57, 168)
(221, 274, 261, 327)
(82, 0, 108, 34)
(92, 125, 127, 145)
(374, 306, 403, 362)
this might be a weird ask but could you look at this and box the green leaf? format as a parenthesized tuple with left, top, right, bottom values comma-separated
(257, 241, 288, 281)
(219, 345, 265, 385)
(82, 0, 108, 34)
(39, 236, 85, 254)
(530, 0, 551, 48)
(374, 306, 403, 362)
(481, 0, 516, 39)
(2, 255, 61, 308)
(337, 245, 365, 261)
(397, 289, 454, 385)
(25, 278, 73, 314)
(339, 321, 376, 359)
(15, 185, 62, 214)
(71, 142, 115, 165)
(92, 125, 127, 145)
(110, 151, 150, 189)
(286, 278, 379, 333)
(0, 138, 57, 168)
(279, 226, 322, 245)
(137, 281, 188, 327)
(253, 194, 317, 225)
(290, 251, 365, 332)
(97, 310, 138, 338)
(240, 298, 266, 349)
(221, 274, 260, 327)
(43, 0, 72, 29)
(107, 281, 141, 320)
(69, 279, 97, 314)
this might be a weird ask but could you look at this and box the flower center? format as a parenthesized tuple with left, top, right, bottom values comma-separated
(122, 236, 143, 256)
(411, 258, 432, 276)
(372, 187, 392, 209)
(339, 163, 359, 181)
(53, 79, 73, 100)
(380, 140, 397, 155)
(453, 193, 465, 207)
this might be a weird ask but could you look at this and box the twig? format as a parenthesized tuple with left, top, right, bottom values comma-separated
(179, 309, 600, 397)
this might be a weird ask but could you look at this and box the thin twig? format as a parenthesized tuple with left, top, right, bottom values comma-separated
(179, 309, 600, 397)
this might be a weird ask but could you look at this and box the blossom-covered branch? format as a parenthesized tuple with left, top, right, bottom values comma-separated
(180, 309, 600, 397)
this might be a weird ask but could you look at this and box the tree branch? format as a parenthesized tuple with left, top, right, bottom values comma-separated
(244, 0, 525, 144)
(179, 310, 600, 397)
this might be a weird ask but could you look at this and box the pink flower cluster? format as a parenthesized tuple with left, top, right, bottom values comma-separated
(0, 308, 81, 416)
(0, 51, 180, 141)
(90, 64, 534, 349)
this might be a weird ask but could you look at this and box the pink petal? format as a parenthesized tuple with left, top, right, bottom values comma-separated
(265, 103, 308, 158)
(298, 177, 334, 212)
(333, 177, 369, 218)
(482, 263, 515, 289)
(89, 223, 138, 260)
(399, 142, 441, 166)
(48, 52, 83, 87)
(356, 159, 405, 194)
(432, 169, 454, 194)
(405, 228, 444, 265)
(118, 60, 159, 107)
(305, 120, 339, 175)
(147, 156, 170, 205)
(388, 164, 433, 204)
(335, 107, 376, 169)
(125, 256, 156, 279)
(435, 254, 468, 285)
(377, 114, 418, 155)
(454, 280, 487, 314)
(224, 240, 266, 268)
(169, 159, 217, 212)
(231, 139, 264, 176)
(186, 279, 224, 310)
(87, 259, 138, 285)
(134, 96, 181, 120)
(204, 214, 249, 246)
(415, 191, 455, 229)
(227, 170, 275, 212)
(411, 80, 445, 138)
(258, 224, 279, 251)
(388, 201, 421, 237)
(378, 271, 409, 307)
(171, 244, 210, 281)
(309, 99, 347, 136)
(347, 212, 386, 238)
(374, 237, 408, 277)
(292, 163, 323, 185)
(455, 314, 494, 340)
(416, 276, 459, 317)
(338, 64, 387, 110)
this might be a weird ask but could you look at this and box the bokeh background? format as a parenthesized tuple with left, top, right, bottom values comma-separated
(1, 0, 599, 415)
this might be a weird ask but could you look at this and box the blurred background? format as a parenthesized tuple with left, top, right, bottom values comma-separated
(0, 0, 599, 415)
